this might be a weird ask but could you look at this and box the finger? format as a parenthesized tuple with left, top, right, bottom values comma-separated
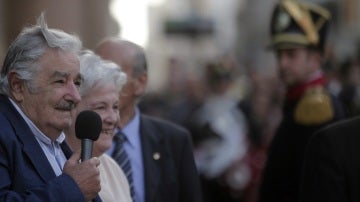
(91, 157, 100, 167)
(68, 150, 81, 163)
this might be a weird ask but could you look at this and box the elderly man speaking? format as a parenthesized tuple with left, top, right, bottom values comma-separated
(0, 14, 102, 202)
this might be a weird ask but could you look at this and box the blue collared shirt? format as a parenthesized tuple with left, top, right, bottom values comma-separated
(9, 98, 67, 176)
(108, 108, 144, 202)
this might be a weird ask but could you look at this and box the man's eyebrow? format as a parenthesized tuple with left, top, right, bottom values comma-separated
(50, 71, 83, 83)
(50, 71, 70, 79)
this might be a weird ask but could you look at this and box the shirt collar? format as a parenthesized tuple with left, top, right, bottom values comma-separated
(121, 107, 140, 148)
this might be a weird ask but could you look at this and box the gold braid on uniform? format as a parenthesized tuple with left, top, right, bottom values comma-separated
(294, 86, 334, 125)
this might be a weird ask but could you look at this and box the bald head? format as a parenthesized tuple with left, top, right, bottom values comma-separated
(95, 38, 147, 77)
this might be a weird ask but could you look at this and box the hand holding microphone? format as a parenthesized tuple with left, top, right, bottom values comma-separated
(63, 110, 102, 201)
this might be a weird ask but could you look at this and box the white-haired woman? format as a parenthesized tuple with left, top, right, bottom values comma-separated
(65, 50, 131, 202)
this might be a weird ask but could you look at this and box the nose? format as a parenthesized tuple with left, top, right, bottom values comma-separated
(64, 82, 81, 104)
(104, 109, 119, 126)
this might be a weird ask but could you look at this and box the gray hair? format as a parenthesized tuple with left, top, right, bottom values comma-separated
(79, 50, 127, 97)
(0, 13, 82, 95)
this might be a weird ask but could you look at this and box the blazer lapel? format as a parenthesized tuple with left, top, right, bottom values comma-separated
(140, 115, 162, 202)
(0, 95, 57, 182)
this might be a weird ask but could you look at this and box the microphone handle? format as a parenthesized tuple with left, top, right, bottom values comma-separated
(81, 139, 93, 161)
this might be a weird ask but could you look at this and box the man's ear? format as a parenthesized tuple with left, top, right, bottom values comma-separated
(134, 73, 148, 96)
(8, 72, 25, 102)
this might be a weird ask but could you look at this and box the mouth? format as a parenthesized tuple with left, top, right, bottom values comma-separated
(102, 129, 114, 136)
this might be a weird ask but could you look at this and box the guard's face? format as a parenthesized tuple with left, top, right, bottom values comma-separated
(77, 83, 119, 156)
(276, 47, 313, 86)
(19, 49, 82, 137)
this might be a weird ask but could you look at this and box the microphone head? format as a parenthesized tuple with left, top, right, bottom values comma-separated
(75, 110, 102, 141)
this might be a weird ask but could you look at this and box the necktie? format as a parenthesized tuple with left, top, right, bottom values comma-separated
(112, 131, 135, 201)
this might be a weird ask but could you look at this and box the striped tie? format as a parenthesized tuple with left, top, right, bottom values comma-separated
(112, 131, 135, 201)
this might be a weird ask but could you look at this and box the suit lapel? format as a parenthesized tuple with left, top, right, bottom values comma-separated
(0, 95, 57, 182)
(140, 115, 162, 202)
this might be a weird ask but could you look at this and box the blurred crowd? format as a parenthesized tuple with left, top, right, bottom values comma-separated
(139, 53, 281, 202)
(137, 44, 360, 202)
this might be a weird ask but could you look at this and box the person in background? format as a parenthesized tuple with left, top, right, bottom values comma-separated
(259, 1, 346, 202)
(188, 61, 250, 202)
(300, 78, 360, 202)
(65, 50, 131, 202)
(95, 37, 203, 202)
(0, 14, 101, 201)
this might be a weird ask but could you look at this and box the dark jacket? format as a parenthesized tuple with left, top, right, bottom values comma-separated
(259, 85, 345, 202)
(140, 114, 203, 202)
(0, 94, 101, 202)
(300, 116, 360, 202)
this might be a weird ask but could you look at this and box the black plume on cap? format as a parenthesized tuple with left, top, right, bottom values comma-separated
(75, 110, 102, 141)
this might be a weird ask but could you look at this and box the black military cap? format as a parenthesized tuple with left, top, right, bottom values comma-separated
(269, 0, 331, 52)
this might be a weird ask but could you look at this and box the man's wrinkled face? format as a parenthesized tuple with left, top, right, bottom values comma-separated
(19, 49, 82, 137)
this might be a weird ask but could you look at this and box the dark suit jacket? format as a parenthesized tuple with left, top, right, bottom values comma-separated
(0, 95, 101, 202)
(139, 114, 203, 202)
(300, 116, 360, 202)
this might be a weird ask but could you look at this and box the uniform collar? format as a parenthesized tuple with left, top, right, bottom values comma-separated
(286, 71, 325, 101)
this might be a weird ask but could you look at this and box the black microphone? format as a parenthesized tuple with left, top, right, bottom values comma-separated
(75, 110, 102, 161)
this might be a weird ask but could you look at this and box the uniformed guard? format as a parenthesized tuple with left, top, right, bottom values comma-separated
(259, 1, 346, 202)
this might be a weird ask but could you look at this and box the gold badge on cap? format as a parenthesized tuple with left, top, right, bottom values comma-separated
(153, 152, 160, 160)
(275, 8, 291, 33)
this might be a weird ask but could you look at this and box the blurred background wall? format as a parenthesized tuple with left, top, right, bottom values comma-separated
(0, 0, 359, 95)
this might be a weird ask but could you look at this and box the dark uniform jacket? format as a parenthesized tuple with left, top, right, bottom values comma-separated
(259, 75, 346, 202)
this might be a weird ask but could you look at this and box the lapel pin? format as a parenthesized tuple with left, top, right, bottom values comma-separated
(153, 152, 160, 160)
